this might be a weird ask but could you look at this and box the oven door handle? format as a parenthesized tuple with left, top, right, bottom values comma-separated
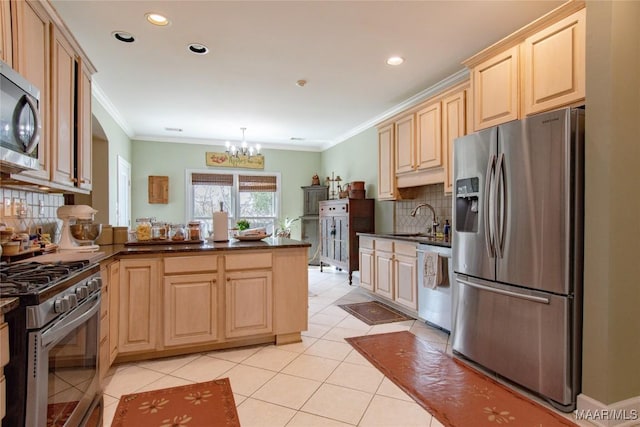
(40, 293, 100, 348)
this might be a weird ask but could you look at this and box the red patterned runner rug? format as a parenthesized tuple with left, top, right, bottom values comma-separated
(345, 331, 577, 427)
(111, 378, 240, 427)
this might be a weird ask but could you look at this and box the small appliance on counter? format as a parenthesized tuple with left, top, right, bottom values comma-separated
(57, 205, 103, 252)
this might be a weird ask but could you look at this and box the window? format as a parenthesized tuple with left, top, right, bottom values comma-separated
(187, 170, 280, 237)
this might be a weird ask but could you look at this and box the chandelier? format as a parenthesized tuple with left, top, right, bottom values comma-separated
(225, 127, 262, 158)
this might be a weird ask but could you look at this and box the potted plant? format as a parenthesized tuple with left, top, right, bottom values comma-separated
(276, 216, 299, 238)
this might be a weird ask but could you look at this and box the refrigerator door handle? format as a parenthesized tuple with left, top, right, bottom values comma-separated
(495, 153, 506, 258)
(484, 154, 497, 258)
(457, 277, 550, 304)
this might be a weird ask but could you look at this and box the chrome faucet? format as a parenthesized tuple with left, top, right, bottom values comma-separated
(410, 203, 439, 235)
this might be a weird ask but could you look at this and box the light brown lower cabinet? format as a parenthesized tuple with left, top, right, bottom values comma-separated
(225, 269, 273, 338)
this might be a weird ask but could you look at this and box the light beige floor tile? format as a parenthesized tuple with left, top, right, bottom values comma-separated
(206, 345, 264, 363)
(301, 322, 332, 338)
(317, 305, 350, 318)
(359, 394, 431, 426)
(326, 362, 384, 394)
(102, 396, 119, 427)
(410, 323, 450, 345)
(430, 416, 445, 427)
(221, 364, 277, 396)
(376, 377, 414, 402)
(241, 346, 299, 372)
(309, 312, 346, 327)
(286, 411, 354, 426)
(233, 393, 248, 406)
(102, 366, 165, 398)
(136, 353, 200, 374)
(275, 336, 317, 353)
(300, 383, 373, 425)
(236, 397, 296, 427)
(281, 354, 340, 382)
(335, 316, 372, 331)
(322, 326, 368, 343)
(303, 339, 353, 361)
(170, 355, 236, 382)
(252, 373, 321, 410)
(134, 374, 194, 393)
(343, 349, 374, 367)
(367, 320, 415, 334)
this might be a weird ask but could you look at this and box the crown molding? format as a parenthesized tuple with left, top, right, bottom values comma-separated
(91, 82, 135, 138)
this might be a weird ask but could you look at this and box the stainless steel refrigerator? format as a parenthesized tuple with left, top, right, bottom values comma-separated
(452, 107, 584, 412)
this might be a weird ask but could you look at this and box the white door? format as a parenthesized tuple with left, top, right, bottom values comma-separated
(116, 155, 131, 227)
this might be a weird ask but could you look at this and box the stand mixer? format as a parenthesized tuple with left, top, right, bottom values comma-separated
(57, 205, 102, 252)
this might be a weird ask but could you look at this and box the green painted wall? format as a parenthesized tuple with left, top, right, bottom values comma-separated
(130, 140, 321, 240)
(320, 127, 393, 232)
(91, 99, 132, 225)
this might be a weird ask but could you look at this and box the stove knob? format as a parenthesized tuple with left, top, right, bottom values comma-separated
(67, 294, 78, 308)
(75, 286, 89, 299)
(54, 298, 70, 314)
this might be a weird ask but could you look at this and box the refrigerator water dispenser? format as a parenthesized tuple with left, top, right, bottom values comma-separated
(455, 177, 480, 233)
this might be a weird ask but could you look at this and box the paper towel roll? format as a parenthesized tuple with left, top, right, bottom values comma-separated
(213, 211, 229, 242)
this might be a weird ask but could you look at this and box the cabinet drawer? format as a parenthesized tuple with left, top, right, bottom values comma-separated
(319, 202, 348, 216)
(226, 252, 272, 270)
(395, 242, 417, 257)
(0, 323, 8, 367)
(164, 255, 218, 274)
(375, 239, 394, 253)
(360, 236, 374, 250)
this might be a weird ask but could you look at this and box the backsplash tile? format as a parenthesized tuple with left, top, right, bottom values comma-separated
(395, 183, 452, 235)
(0, 189, 65, 241)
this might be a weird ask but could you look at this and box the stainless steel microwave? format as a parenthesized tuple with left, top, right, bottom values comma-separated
(0, 59, 42, 174)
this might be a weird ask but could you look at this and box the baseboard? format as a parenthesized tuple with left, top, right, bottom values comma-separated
(576, 394, 640, 426)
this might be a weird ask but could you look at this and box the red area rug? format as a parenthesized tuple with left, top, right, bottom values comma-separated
(338, 300, 411, 325)
(47, 401, 78, 427)
(345, 331, 577, 427)
(111, 378, 240, 427)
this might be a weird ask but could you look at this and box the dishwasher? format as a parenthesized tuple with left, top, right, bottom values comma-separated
(417, 244, 454, 333)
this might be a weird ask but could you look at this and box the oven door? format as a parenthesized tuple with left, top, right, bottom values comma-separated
(26, 292, 102, 427)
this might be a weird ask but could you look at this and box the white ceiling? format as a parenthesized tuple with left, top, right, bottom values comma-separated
(51, 0, 563, 151)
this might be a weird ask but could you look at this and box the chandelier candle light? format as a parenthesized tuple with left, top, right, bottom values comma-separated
(225, 127, 262, 159)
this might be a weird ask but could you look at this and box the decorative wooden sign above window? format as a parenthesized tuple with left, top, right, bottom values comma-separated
(148, 175, 169, 204)
(205, 152, 264, 170)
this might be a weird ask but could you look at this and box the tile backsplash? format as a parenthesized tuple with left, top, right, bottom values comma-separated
(395, 183, 452, 235)
(0, 189, 65, 240)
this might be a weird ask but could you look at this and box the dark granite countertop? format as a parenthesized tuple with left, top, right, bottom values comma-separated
(1, 297, 19, 315)
(358, 232, 452, 249)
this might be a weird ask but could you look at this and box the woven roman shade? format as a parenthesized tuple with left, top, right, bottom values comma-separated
(239, 175, 277, 192)
(191, 173, 233, 186)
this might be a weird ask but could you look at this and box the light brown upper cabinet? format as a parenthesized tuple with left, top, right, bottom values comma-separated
(77, 60, 93, 191)
(441, 88, 467, 194)
(0, 1, 11, 65)
(522, 8, 585, 116)
(415, 101, 442, 171)
(394, 114, 414, 175)
(464, 2, 585, 132)
(377, 124, 396, 201)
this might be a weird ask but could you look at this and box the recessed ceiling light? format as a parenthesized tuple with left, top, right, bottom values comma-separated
(187, 43, 209, 55)
(295, 80, 307, 87)
(145, 12, 170, 26)
(386, 56, 405, 66)
(112, 31, 135, 43)
(164, 127, 183, 132)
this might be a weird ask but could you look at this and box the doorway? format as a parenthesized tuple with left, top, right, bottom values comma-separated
(117, 155, 131, 227)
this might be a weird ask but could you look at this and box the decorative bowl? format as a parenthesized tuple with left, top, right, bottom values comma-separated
(70, 223, 103, 245)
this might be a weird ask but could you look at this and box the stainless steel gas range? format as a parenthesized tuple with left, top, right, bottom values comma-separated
(1, 254, 104, 427)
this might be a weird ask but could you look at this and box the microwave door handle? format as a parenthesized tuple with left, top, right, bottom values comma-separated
(484, 154, 496, 258)
(13, 94, 41, 154)
(495, 153, 505, 258)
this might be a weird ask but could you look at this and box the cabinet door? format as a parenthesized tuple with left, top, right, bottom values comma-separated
(0, 0, 11, 65)
(108, 261, 119, 365)
(334, 215, 349, 265)
(442, 89, 466, 193)
(301, 218, 320, 265)
(416, 101, 442, 170)
(523, 9, 585, 115)
(395, 114, 415, 174)
(394, 254, 418, 310)
(77, 61, 92, 191)
(225, 270, 272, 338)
(119, 259, 159, 354)
(472, 45, 519, 131)
(164, 273, 218, 346)
(303, 187, 328, 216)
(375, 251, 394, 300)
(359, 248, 374, 291)
(319, 216, 332, 261)
(11, 0, 50, 180)
(50, 26, 75, 187)
(377, 124, 396, 200)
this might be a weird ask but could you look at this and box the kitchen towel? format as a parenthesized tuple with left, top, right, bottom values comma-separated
(423, 251, 444, 289)
(213, 210, 229, 242)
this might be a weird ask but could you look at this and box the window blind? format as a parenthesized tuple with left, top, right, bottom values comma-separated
(239, 175, 277, 192)
(191, 173, 233, 186)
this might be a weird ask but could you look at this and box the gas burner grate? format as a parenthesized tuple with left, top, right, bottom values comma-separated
(0, 260, 93, 296)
